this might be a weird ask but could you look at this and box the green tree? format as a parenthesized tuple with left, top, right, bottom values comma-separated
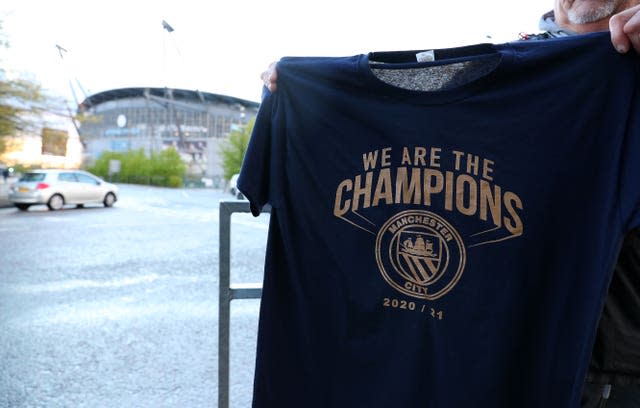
(151, 147, 187, 187)
(121, 148, 151, 180)
(0, 74, 52, 153)
(220, 118, 254, 181)
(88, 147, 186, 187)
(0, 20, 66, 154)
(88, 151, 125, 178)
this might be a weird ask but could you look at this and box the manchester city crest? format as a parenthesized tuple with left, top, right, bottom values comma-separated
(376, 210, 466, 300)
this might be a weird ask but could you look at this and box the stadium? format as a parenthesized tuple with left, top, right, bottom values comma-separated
(77, 87, 260, 187)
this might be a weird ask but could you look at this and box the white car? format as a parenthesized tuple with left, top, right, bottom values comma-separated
(229, 173, 244, 199)
(9, 169, 118, 211)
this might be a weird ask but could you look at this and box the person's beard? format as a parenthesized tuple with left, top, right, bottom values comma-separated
(567, 0, 619, 24)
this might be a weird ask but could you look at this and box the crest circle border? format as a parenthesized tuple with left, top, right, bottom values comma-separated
(375, 210, 466, 300)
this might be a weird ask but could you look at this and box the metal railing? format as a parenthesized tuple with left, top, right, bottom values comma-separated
(218, 200, 269, 408)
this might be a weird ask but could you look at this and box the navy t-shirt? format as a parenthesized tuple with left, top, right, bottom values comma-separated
(238, 32, 640, 407)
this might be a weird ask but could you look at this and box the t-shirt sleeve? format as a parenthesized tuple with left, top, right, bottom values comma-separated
(237, 88, 281, 216)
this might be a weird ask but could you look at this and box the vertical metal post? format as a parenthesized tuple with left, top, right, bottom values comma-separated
(218, 201, 268, 408)
(218, 201, 232, 408)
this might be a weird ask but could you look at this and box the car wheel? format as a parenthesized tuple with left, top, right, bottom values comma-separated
(47, 194, 64, 211)
(15, 204, 30, 211)
(103, 192, 116, 207)
(76, 204, 84, 209)
(236, 192, 244, 200)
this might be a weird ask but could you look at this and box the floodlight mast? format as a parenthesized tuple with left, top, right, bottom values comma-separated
(55, 44, 88, 108)
(162, 20, 174, 32)
(160, 20, 187, 148)
(55, 44, 86, 139)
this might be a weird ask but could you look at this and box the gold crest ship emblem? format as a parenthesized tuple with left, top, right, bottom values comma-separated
(397, 232, 445, 286)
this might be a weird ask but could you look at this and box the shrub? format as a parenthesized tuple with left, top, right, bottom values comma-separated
(88, 147, 186, 188)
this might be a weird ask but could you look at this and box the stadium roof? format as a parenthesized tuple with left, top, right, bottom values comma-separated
(78, 87, 260, 112)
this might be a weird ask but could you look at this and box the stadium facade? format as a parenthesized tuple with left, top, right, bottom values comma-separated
(77, 87, 260, 186)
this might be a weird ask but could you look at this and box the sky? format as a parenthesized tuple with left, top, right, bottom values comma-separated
(1, 0, 548, 108)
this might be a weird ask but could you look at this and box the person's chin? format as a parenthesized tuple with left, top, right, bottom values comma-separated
(567, 0, 617, 25)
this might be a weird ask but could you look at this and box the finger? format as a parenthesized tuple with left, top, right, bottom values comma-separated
(628, 32, 640, 54)
(260, 61, 278, 92)
(610, 11, 632, 53)
(266, 61, 278, 92)
(623, 9, 640, 53)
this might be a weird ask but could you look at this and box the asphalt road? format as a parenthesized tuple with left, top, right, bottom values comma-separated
(0, 184, 269, 408)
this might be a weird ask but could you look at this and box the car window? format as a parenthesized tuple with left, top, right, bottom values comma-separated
(19, 172, 46, 182)
(58, 172, 77, 182)
(75, 173, 99, 185)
